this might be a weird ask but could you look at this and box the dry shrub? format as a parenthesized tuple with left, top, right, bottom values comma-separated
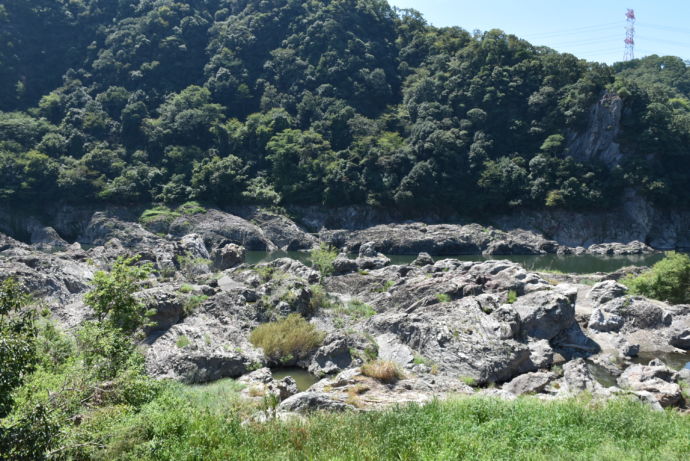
(249, 314, 325, 362)
(361, 360, 404, 383)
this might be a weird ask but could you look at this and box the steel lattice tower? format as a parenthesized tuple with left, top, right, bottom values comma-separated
(624, 9, 636, 61)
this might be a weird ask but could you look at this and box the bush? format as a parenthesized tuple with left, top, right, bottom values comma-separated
(84, 255, 154, 333)
(623, 252, 690, 304)
(310, 243, 338, 277)
(249, 314, 324, 362)
(361, 360, 404, 383)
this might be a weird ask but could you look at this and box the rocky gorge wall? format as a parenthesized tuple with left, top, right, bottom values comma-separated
(0, 192, 688, 256)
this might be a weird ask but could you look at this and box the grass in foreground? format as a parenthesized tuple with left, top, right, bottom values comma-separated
(79, 385, 689, 461)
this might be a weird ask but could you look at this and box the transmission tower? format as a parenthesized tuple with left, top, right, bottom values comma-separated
(624, 8, 635, 61)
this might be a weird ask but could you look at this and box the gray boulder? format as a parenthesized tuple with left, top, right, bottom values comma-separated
(278, 392, 354, 413)
(588, 281, 628, 305)
(562, 358, 600, 394)
(669, 326, 690, 350)
(503, 371, 555, 396)
(211, 243, 246, 270)
(618, 364, 682, 407)
(588, 307, 624, 332)
(412, 252, 434, 266)
(169, 209, 274, 251)
(308, 333, 355, 376)
(332, 253, 358, 274)
(513, 291, 575, 340)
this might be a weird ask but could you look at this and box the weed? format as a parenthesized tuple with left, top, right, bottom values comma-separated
(361, 360, 404, 383)
(249, 314, 325, 361)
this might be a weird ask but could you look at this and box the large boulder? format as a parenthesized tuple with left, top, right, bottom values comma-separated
(588, 281, 628, 305)
(278, 392, 354, 413)
(669, 326, 690, 350)
(307, 333, 355, 376)
(211, 243, 246, 270)
(561, 358, 600, 394)
(169, 209, 275, 251)
(245, 210, 317, 251)
(367, 297, 531, 384)
(512, 291, 575, 340)
(503, 371, 556, 396)
(588, 307, 624, 332)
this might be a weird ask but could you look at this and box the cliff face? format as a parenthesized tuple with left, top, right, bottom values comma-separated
(566, 93, 623, 168)
(493, 191, 690, 250)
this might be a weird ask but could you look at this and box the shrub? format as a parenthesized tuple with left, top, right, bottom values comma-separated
(310, 243, 338, 277)
(249, 314, 324, 362)
(361, 360, 404, 383)
(622, 252, 690, 304)
(506, 290, 518, 304)
(84, 255, 154, 333)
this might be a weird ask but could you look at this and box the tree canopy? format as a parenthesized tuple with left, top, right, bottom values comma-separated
(0, 0, 688, 216)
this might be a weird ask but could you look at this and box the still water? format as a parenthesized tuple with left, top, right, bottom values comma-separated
(246, 251, 664, 275)
(271, 367, 320, 392)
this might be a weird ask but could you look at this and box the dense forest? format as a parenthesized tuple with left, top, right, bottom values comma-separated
(1, 0, 689, 216)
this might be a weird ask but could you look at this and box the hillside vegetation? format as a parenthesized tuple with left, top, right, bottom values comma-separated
(1, 0, 689, 216)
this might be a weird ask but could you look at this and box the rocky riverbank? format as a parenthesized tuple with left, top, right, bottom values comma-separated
(0, 204, 668, 257)
(1, 210, 688, 415)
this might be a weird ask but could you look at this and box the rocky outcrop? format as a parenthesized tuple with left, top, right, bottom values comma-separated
(512, 291, 576, 340)
(320, 223, 560, 255)
(242, 209, 318, 251)
(503, 371, 556, 396)
(278, 392, 354, 413)
(618, 363, 683, 408)
(211, 243, 246, 270)
(169, 209, 275, 251)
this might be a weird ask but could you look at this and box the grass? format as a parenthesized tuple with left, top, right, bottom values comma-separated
(249, 314, 325, 362)
(459, 376, 478, 387)
(139, 201, 206, 226)
(436, 293, 452, 303)
(176, 335, 191, 348)
(361, 360, 404, 383)
(84, 390, 690, 461)
(506, 290, 518, 304)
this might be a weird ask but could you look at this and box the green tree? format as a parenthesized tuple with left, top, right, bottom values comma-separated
(84, 256, 154, 333)
(0, 278, 36, 418)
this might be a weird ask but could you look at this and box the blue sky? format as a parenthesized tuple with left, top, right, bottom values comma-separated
(387, 0, 689, 63)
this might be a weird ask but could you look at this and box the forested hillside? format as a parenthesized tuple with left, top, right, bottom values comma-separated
(1, 0, 689, 215)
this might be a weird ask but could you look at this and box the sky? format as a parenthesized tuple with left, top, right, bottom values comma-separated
(387, 0, 689, 64)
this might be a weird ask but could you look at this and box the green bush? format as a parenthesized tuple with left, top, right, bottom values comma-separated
(310, 243, 338, 277)
(0, 278, 37, 418)
(249, 314, 324, 362)
(84, 255, 154, 333)
(623, 252, 690, 304)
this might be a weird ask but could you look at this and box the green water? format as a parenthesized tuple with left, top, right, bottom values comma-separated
(246, 251, 664, 275)
(632, 351, 690, 370)
(271, 367, 320, 392)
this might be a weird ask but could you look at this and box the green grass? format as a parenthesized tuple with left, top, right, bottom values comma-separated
(175, 335, 191, 348)
(506, 290, 518, 304)
(436, 293, 451, 303)
(84, 391, 690, 460)
(249, 314, 324, 361)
